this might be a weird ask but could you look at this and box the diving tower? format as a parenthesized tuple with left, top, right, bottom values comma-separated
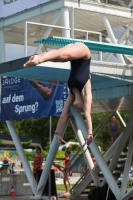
(1, 1, 133, 200)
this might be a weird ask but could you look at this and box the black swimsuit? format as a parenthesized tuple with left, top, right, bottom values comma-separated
(68, 58, 91, 95)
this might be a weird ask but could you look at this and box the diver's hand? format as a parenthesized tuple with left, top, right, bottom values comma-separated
(54, 131, 66, 144)
(86, 134, 93, 145)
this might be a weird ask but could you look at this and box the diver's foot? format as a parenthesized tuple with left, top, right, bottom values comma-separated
(73, 101, 84, 111)
(72, 88, 84, 110)
(63, 192, 70, 197)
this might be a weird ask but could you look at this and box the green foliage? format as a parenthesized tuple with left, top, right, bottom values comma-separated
(62, 146, 67, 151)
(63, 121, 76, 142)
(56, 184, 74, 191)
(0, 109, 132, 153)
(41, 150, 48, 159)
(0, 122, 10, 134)
(4, 150, 11, 158)
(0, 154, 3, 160)
(55, 150, 65, 158)
(0, 139, 2, 145)
(0, 151, 12, 160)
(21, 140, 32, 148)
(44, 141, 51, 151)
(71, 144, 79, 151)
(24, 151, 35, 161)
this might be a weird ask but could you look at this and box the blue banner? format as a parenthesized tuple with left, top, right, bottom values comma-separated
(1, 76, 68, 120)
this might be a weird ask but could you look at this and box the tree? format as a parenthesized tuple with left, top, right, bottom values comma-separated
(21, 140, 32, 148)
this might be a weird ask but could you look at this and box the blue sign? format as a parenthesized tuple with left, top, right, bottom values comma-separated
(1, 76, 68, 120)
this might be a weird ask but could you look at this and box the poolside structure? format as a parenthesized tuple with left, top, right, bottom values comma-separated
(0, 1, 133, 199)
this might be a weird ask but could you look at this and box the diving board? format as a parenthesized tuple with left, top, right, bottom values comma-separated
(35, 36, 133, 56)
(0, 57, 133, 87)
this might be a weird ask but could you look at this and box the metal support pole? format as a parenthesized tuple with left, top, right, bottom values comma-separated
(105, 23, 133, 62)
(0, 28, 6, 62)
(78, 0, 81, 7)
(70, 116, 101, 186)
(61, 7, 70, 38)
(36, 118, 69, 195)
(118, 23, 133, 44)
(70, 7, 74, 38)
(6, 121, 37, 195)
(116, 111, 126, 127)
(85, 32, 88, 40)
(24, 22, 27, 57)
(99, 33, 102, 61)
(50, 116, 52, 146)
(102, 16, 125, 64)
(70, 106, 120, 199)
(34, 10, 61, 54)
(120, 128, 133, 195)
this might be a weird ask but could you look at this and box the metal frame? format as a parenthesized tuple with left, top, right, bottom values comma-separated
(70, 107, 133, 200)
(102, 15, 126, 64)
(70, 116, 101, 187)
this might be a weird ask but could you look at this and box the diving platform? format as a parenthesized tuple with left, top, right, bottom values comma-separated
(0, 53, 133, 114)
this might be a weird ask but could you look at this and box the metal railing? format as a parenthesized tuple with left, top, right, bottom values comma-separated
(24, 20, 102, 61)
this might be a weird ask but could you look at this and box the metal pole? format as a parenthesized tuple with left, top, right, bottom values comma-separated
(85, 32, 88, 40)
(49, 116, 52, 199)
(99, 33, 102, 61)
(34, 10, 61, 54)
(0, 28, 5, 115)
(50, 116, 52, 147)
(105, 23, 133, 62)
(0, 28, 6, 62)
(102, 15, 125, 64)
(24, 21, 27, 57)
(70, 7, 74, 38)
(6, 121, 37, 195)
(116, 111, 126, 127)
(118, 23, 133, 44)
(61, 7, 70, 38)
(70, 116, 101, 186)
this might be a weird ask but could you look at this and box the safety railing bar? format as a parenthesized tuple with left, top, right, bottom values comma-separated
(26, 21, 102, 38)
(74, 28, 101, 35)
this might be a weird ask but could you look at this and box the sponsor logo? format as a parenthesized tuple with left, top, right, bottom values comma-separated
(3, 0, 18, 5)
